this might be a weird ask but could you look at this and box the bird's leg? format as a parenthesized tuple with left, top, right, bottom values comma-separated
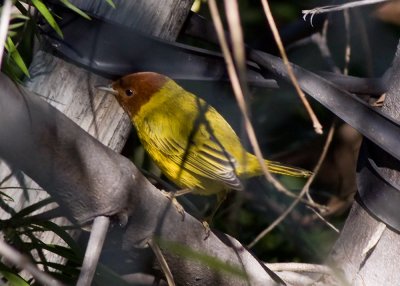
(174, 188, 193, 196)
(207, 190, 229, 224)
(202, 190, 229, 239)
(160, 189, 191, 221)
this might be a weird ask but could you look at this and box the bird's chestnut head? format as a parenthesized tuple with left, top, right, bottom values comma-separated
(111, 72, 169, 118)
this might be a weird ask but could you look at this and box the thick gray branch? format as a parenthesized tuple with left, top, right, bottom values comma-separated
(0, 74, 279, 285)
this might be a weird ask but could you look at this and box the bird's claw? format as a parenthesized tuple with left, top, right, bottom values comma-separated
(161, 190, 185, 221)
(202, 221, 211, 240)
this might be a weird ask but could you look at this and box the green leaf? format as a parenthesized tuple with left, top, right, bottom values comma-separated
(38, 261, 80, 276)
(8, 22, 26, 30)
(24, 233, 50, 271)
(4, 37, 30, 77)
(0, 264, 30, 286)
(59, 0, 91, 20)
(32, 220, 81, 256)
(31, 0, 63, 38)
(156, 238, 248, 279)
(104, 0, 116, 9)
(12, 197, 53, 219)
(24, 243, 82, 263)
(7, 31, 18, 37)
(10, 13, 30, 21)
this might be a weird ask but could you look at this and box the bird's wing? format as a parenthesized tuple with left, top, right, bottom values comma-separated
(151, 121, 243, 190)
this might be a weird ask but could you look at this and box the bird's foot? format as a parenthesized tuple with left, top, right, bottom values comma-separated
(160, 190, 185, 221)
(201, 221, 211, 240)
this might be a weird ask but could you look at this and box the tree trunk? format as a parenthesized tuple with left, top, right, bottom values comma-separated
(327, 41, 400, 285)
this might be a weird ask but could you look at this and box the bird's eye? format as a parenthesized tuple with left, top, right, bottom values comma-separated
(125, 89, 134, 96)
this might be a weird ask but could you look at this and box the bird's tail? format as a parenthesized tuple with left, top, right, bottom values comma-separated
(240, 154, 312, 178)
(264, 160, 312, 178)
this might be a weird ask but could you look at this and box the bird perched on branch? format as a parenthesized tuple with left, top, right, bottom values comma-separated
(100, 72, 311, 214)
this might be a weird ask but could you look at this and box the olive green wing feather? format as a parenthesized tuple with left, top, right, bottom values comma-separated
(151, 123, 244, 191)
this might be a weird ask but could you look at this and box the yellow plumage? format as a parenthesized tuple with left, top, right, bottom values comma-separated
(109, 72, 311, 196)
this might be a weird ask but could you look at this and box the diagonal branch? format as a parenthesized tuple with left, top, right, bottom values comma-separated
(0, 238, 64, 286)
(0, 73, 280, 285)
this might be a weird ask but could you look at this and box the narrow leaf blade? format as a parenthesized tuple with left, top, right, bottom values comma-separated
(104, 0, 116, 9)
(4, 37, 30, 77)
(59, 0, 91, 20)
(31, 0, 63, 37)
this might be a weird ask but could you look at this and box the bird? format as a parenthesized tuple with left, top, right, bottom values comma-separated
(99, 72, 311, 214)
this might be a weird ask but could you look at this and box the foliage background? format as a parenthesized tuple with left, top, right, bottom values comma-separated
(1, 0, 399, 284)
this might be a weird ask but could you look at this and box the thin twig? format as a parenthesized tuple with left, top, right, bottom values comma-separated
(210, 0, 325, 211)
(260, 0, 323, 134)
(306, 206, 339, 233)
(248, 123, 335, 248)
(224, 0, 246, 76)
(312, 19, 342, 76)
(208, 0, 302, 200)
(77, 216, 110, 286)
(149, 239, 176, 286)
(223, 0, 251, 186)
(0, 0, 13, 67)
(0, 237, 64, 286)
(343, 9, 351, 76)
(311, 33, 341, 74)
(303, 0, 388, 19)
(0, 186, 43, 191)
(265, 262, 334, 274)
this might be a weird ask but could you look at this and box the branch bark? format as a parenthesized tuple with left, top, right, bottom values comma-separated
(327, 41, 400, 285)
(0, 73, 281, 285)
(0, 0, 194, 275)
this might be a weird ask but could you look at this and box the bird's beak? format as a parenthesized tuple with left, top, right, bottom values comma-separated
(96, 84, 118, 95)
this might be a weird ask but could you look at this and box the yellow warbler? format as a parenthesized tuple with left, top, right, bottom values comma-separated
(102, 72, 311, 196)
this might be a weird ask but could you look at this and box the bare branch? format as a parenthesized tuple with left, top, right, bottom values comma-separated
(0, 237, 64, 286)
(307, 206, 340, 233)
(260, 0, 323, 134)
(303, 0, 388, 20)
(77, 216, 110, 286)
(208, 0, 305, 205)
(249, 123, 335, 248)
(149, 239, 176, 286)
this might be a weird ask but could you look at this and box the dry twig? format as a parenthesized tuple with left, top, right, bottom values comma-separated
(208, 0, 292, 196)
(249, 123, 335, 248)
(303, 0, 388, 21)
(260, 0, 323, 134)
(307, 206, 340, 233)
(149, 239, 176, 286)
